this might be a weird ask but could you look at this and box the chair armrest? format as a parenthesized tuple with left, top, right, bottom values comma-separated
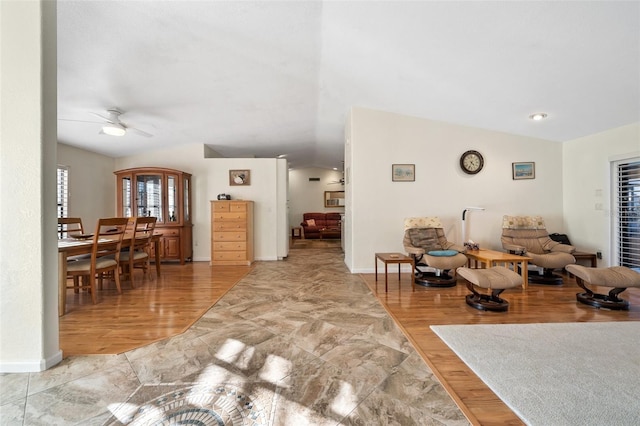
(550, 243, 575, 254)
(542, 238, 575, 253)
(404, 246, 425, 256)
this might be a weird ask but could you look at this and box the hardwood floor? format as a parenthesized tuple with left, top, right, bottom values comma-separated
(359, 271, 640, 426)
(59, 250, 640, 425)
(59, 238, 335, 355)
(59, 263, 252, 355)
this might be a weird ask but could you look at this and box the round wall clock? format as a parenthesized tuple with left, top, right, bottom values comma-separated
(460, 150, 484, 175)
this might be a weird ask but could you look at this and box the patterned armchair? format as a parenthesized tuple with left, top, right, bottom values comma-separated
(501, 215, 576, 284)
(403, 217, 468, 287)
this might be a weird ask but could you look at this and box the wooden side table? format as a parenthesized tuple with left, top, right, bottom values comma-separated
(375, 252, 415, 292)
(291, 226, 302, 240)
(567, 251, 598, 277)
(573, 252, 597, 267)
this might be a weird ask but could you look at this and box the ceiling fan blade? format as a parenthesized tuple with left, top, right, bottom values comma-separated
(89, 112, 116, 124)
(127, 127, 153, 138)
(59, 118, 104, 124)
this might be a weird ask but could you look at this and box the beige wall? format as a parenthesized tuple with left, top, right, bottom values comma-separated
(57, 143, 116, 229)
(563, 123, 640, 266)
(288, 167, 344, 228)
(346, 107, 565, 273)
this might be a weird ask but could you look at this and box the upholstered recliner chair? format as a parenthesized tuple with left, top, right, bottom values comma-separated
(403, 217, 468, 287)
(501, 215, 576, 284)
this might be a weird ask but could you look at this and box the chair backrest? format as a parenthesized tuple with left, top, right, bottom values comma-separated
(128, 216, 157, 251)
(58, 217, 84, 238)
(89, 217, 129, 265)
(501, 215, 552, 254)
(403, 217, 450, 251)
(404, 217, 443, 230)
(501, 215, 547, 230)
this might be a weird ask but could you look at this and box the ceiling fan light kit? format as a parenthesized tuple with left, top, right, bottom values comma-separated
(529, 112, 548, 121)
(102, 123, 126, 136)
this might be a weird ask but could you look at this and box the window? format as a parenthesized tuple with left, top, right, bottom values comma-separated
(57, 165, 69, 218)
(613, 158, 640, 270)
(57, 165, 70, 238)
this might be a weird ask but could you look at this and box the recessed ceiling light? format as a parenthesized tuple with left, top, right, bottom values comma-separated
(277, 154, 287, 158)
(529, 113, 548, 121)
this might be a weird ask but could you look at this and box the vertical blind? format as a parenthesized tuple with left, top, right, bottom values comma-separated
(615, 159, 640, 270)
(57, 165, 70, 238)
(57, 165, 69, 218)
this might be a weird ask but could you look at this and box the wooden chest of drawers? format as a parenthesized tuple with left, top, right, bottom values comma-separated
(210, 200, 254, 266)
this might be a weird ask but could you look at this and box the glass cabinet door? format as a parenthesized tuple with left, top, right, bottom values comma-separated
(183, 176, 190, 223)
(136, 174, 163, 222)
(167, 174, 179, 222)
(120, 175, 132, 217)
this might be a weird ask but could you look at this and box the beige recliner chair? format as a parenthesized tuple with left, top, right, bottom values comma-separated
(501, 215, 576, 284)
(403, 217, 468, 287)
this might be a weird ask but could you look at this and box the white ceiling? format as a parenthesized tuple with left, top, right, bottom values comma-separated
(57, 1, 640, 169)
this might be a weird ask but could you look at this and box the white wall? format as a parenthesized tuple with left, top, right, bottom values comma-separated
(115, 144, 287, 262)
(346, 107, 565, 273)
(277, 160, 289, 258)
(0, 0, 61, 372)
(288, 167, 344, 227)
(57, 143, 115, 228)
(563, 123, 640, 267)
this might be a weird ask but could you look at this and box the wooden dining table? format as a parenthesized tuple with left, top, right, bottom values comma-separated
(57, 233, 161, 316)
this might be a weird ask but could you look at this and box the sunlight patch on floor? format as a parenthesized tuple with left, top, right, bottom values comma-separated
(330, 380, 358, 417)
(258, 354, 293, 384)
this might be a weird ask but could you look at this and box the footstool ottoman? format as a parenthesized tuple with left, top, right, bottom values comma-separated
(457, 266, 523, 312)
(565, 264, 640, 310)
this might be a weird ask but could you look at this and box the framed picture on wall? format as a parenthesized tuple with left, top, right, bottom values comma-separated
(229, 170, 251, 186)
(392, 164, 415, 182)
(512, 162, 535, 180)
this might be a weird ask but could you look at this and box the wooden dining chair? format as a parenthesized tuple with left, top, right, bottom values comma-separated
(119, 216, 157, 287)
(66, 217, 129, 304)
(58, 217, 84, 239)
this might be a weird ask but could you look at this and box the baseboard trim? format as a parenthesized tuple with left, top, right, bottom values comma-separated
(0, 349, 63, 373)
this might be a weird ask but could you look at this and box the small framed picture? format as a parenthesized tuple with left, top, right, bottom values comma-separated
(512, 162, 535, 180)
(392, 164, 415, 182)
(229, 169, 251, 186)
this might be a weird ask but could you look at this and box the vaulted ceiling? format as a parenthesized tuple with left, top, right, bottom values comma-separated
(57, 1, 639, 169)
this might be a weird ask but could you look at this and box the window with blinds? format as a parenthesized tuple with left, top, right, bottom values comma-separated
(57, 165, 69, 218)
(57, 165, 70, 238)
(614, 159, 640, 270)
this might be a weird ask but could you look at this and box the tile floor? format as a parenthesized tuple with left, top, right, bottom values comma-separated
(0, 245, 468, 425)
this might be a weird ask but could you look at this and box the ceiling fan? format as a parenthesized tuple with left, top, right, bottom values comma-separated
(60, 108, 153, 137)
(328, 162, 345, 185)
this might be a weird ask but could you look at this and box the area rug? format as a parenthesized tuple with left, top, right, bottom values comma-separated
(105, 383, 278, 425)
(431, 322, 640, 426)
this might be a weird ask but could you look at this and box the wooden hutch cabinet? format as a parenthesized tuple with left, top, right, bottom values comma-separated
(115, 167, 192, 264)
(210, 200, 254, 266)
